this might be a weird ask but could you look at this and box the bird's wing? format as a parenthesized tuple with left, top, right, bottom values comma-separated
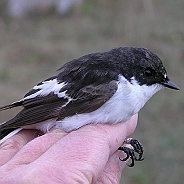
(0, 78, 118, 130)
(0, 51, 120, 131)
(58, 80, 118, 120)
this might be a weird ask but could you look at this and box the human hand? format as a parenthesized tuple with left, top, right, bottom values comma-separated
(0, 114, 138, 184)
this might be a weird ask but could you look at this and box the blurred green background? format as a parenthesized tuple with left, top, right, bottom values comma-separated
(0, 0, 183, 183)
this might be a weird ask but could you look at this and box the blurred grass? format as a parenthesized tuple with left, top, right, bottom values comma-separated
(0, 0, 184, 183)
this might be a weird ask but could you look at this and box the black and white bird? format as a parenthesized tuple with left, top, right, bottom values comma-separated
(0, 47, 179, 166)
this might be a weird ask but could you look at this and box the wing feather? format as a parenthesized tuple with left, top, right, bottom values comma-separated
(0, 81, 118, 130)
(0, 51, 120, 132)
(58, 80, 118, 120)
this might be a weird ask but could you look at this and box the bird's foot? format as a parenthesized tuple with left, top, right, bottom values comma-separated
(118, 138, 144, 167)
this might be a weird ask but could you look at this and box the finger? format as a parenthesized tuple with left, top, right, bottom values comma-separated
(27, 114, 138, 183)
(94, 151, 126, 184)
(0, 130, 38, 166)
(9, 129, 68, 165)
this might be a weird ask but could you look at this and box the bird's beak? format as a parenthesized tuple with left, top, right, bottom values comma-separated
(161, 81, 180, 90)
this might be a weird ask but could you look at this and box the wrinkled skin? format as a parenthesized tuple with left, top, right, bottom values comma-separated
(0, 114, 138, 184)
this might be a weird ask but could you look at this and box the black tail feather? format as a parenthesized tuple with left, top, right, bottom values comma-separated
(0, 128, 16, 140)
(0, 101, 23, 111)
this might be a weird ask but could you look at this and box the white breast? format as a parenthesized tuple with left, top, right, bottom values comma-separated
(51, 75, 163, 132)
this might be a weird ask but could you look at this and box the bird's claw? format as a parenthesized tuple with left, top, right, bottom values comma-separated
(118, 138, 144, 167)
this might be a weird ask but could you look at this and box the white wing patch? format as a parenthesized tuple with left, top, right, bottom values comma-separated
(23, 79, 71, 101)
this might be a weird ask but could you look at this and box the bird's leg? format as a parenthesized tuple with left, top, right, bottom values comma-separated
(118, 138, 144, 167)
(124, 138, 144, 161)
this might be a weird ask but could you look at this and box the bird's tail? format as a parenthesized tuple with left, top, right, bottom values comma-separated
(0, 128, 23, 145)
(0, 100, 23, 111)
(0, 100, 24, 144)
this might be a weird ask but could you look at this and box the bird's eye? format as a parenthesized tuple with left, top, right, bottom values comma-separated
(144, 69, 153, 77)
